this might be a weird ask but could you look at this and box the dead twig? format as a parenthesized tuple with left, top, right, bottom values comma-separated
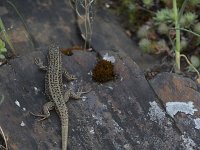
(70, 0, 95, 49)
(0, 126, 8, 150)
(0, 95, 4, 106)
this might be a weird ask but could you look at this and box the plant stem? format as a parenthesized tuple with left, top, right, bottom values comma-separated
(180, 54, 200, 76)
(178, 0, 189, 21)
(173, 0, 181, 72)
(175, 27, 200, 37)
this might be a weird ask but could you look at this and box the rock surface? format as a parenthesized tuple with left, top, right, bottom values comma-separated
(0, 0, 200, 150)
(0, 48, 184, 150)
(149, 72, 200, 148)
(89, 9, 160, 69)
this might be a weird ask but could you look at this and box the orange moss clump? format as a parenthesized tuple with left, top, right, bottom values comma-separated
(60, 46, 83, 56)
(60, 48, 73, 56)
(92, 60, 115, 83)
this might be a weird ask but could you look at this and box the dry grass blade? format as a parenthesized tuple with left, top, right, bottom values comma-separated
(0, 126, 8, 150)
(0, 95, 4, 106)
(180, 54, 200, 83)
(7, 0, 35, 48)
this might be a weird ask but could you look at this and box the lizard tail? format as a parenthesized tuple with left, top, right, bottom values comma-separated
(61, 119, 68, 150)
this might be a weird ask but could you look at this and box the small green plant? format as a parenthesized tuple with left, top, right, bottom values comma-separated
(142, 0, 153, 8)
(172, 0, 200, 73)
(173, 0, 181, 71)
(136, 0, 200, 72)
(117, 0, 200, 75)
(0, 39, 7, 59)
(0, 17, 15, 56)
(118, 0, 153, 30)
(187, 55, 200, 72)
(138, 38, 152, 53)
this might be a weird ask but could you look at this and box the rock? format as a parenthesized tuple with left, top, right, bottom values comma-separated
(1, 0, 159, 69)
(0, 49, 94, 150)
(149, 72, 200, 148)
(0, 0, 199, 149)
(89, 8, 160, 69)
(0, 0, 83, 55)
(0, 6, 8, 16)
(0, 48, 194, 150)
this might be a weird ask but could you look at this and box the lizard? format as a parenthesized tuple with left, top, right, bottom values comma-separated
(31, 44, 90, 150)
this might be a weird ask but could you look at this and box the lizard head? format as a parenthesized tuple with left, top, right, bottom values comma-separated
(49, 44, 59, 53)
(48, 44, 61, 62)
(49, 44, 60, 54)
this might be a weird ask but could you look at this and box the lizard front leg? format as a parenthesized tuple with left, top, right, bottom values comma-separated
(35, 58, 76, 81)
(63, 70, 76, 81)
(30, 101, 55, 121)
(35, 58, 47, 71)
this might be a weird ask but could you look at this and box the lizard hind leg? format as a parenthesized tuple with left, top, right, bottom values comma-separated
(71, 88, 91, 99)
(64, 88, 91, 103)
(30, 101, 55, 121)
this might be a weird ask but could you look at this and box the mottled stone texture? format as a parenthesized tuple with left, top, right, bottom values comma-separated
(149, 72, 200, 148)
(0, 0, 200, 150)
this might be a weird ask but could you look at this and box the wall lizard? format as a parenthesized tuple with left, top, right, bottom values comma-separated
(31, 44, 90, 150)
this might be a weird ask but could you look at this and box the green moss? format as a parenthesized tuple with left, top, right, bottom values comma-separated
(142, 0, 153, 8)
(139, 38, 152, 53)
(118, 0, 152, 29)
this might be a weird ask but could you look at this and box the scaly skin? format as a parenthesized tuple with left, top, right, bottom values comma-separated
(32, 44, 89, 150)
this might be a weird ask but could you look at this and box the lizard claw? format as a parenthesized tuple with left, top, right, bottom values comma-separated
(34, 58, 47, 70)
(37, 117, 47, 122)
(29, 112, 48, 122)
(77, 87, 91, 94)
(70, 75, 77, 80)
(77, 87, 82, 93)
(29, 111, 39, 116)
(34, 58, 42, 65)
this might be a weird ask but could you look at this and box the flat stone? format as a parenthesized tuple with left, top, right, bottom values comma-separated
(0, 49, 191, 149)
(149, 72, 200, 147)
(0, 6, 8, 16)
(1, 0, 83, 56)
(0, 0, 199, 149)
(88, 8, 160, 69)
